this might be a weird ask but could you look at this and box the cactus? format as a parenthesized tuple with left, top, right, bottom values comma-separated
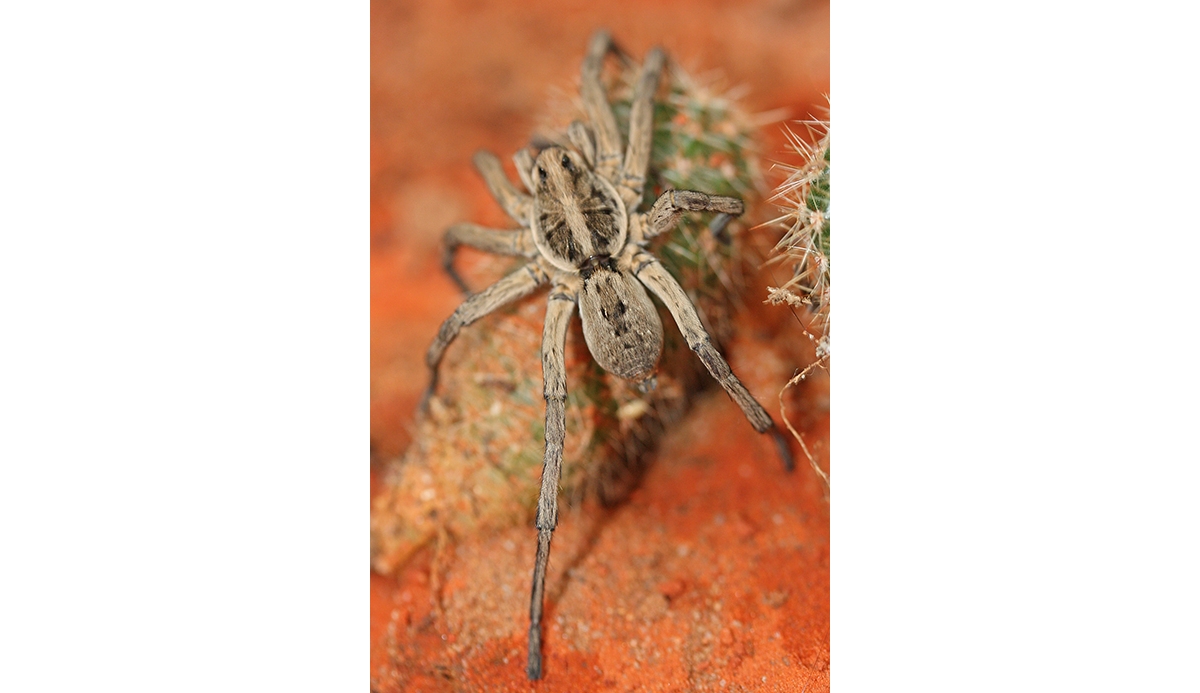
(765, 114, 830, 349)
(370, 58, 767, 575)
(765, 111, 830, 489)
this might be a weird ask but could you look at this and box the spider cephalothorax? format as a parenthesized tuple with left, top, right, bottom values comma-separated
(423, 30, 794, 680)
(530, 146, 628, 267)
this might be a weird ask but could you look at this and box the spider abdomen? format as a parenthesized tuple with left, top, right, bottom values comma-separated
(578, 264, 663, 384)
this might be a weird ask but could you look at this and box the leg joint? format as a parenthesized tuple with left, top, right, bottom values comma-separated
(525, 264, 548, 284)
(632, 255, 656, 276)
(535, 511, 557, 531)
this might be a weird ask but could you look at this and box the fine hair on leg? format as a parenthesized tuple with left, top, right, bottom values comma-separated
(421, 262, 548, 411)
(566, 120, 597, 168)
(513, 148, 537, 194)
(527, 285, 576, 680)
(441, 222, 538, 295)
(640, 188, 745, 241)
(633, 252, 794, 471)
(580, 30, 623, 180)
(618, 46, 666, 206)
(473, 150, 533, 225)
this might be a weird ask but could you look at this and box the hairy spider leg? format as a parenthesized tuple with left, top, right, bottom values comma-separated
(580, 30, 623, 182)
(440, 223, 539, 295)
(526, 283, 577, 680)
(473, 150, 533, 225)
(421, 262, 548, 411)
(513, 148, 537, 194)
(632, 251, 795, 471)
(618, 46, 666, 209)
(566, 121, 596, 168)
(637, 188, 746, 243)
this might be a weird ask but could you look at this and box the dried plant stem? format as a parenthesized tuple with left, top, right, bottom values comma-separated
(779, 356, 829, 493)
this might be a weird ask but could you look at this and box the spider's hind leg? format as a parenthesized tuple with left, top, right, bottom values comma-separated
(631, 251, 794, 471)
(527, 283, 577, 680)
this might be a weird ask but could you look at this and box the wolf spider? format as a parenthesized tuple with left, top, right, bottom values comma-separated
(422, 30, 795, 680)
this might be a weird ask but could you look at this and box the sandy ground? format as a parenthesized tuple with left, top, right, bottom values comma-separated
(371, 2, 829, 690)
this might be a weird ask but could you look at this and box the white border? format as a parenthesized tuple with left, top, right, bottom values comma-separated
(1, 2, 366, 690)
(837, 1, 1199, 690)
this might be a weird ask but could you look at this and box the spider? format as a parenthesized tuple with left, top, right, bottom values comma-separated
(422, 30, 795, 680)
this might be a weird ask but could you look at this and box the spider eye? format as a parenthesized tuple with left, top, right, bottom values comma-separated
(537, 166, 547, 182)
(561, 154, 572, 171)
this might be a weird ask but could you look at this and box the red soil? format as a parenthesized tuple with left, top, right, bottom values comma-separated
(371, 2, 829, 690)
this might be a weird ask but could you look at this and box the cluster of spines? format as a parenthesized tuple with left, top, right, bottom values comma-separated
(766, 115, 830, 352)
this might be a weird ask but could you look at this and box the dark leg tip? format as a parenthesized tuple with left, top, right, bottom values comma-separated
(526, 646, 543, 680)
(771, 427, 796, 473)
(442, 261, 472, 297)
(417, 375, 437, 416)
(709, 213, 733, 244)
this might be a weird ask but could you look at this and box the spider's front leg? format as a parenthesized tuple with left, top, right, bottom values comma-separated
(580, 30, 624, 181)
(527, 281, 578, 681)
(617, 45, 665, 209)
(631, 250, 795, 471)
